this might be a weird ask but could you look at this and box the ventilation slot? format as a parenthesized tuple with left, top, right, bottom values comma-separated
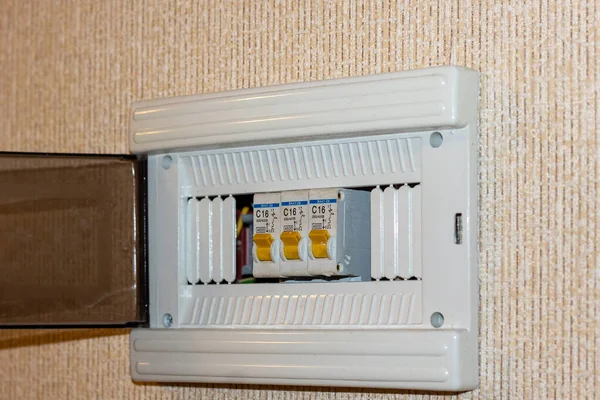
(371, 185, 422, 280)
(186, 196, 236, 284)
(180, 135, 421, 197)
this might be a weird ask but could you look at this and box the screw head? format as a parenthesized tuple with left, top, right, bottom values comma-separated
(162, 313, 173, 328)
(161, 155, 173, 169)
(430, 312, 444, 328)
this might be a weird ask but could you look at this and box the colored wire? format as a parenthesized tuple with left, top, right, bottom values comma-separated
(236, 206, 250, 237)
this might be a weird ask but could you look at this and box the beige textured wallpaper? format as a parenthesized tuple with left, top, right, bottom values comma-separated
(0, 0, 598, 399)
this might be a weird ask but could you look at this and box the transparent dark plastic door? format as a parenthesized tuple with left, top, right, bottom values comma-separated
(0, 154, 147, 326)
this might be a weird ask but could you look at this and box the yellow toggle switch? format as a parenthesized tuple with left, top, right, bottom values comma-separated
(309, 229, 330, 259)
(280, 231, 302, 260)
(253, 233, 274, 261)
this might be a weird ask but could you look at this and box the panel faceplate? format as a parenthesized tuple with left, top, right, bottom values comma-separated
(130, 66, 479, 391)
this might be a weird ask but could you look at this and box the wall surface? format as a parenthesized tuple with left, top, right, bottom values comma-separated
(0, 0, 598, 398)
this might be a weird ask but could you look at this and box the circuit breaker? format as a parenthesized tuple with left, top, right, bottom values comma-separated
(307, 188, 370, 278)
(126, 66, 480, 391)
(279, 190, 309, 276)
(252, 192, 281, 277)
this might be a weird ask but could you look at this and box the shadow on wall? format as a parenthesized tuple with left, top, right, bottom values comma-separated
(133, 381, 470, 397)
(0, 328, 126, 350)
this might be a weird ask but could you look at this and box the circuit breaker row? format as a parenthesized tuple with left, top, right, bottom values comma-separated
(252, 188, 371, 280)
(184, 186, 422, 283)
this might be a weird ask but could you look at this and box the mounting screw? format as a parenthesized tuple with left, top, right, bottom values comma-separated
(162, 313, 173, 328)
(429, 132, 443, 148)
(430, 312, 444, 328)
(161, 155, 173, 169)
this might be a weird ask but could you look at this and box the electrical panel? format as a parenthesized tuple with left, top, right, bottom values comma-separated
(128, 66, 480, 391)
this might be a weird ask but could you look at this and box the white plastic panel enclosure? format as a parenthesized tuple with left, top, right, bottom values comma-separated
(131, 66, 479, 391)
